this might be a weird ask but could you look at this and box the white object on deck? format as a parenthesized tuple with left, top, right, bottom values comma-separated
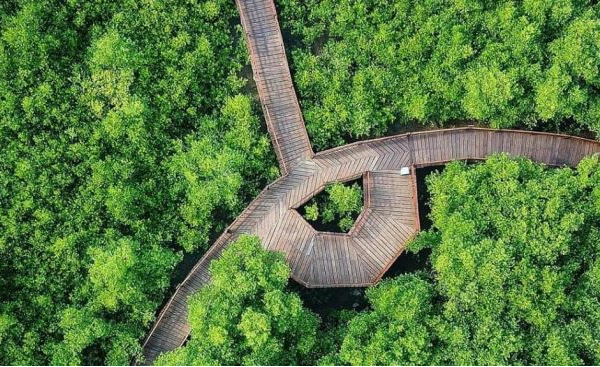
(400, 167, 410, 175)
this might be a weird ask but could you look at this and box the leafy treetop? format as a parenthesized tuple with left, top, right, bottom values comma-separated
(279, 0, 600, 149)
(303, 181, 363, 232)
(339, 154, 600, 365)
(155, 235, 320, 366)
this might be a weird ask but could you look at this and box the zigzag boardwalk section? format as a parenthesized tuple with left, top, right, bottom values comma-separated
(236, 0, 312, 174)
(139, 127, 600, 364)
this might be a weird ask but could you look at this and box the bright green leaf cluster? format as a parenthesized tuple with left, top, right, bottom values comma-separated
(0, 0, 275, 364)
(339, 274, 437, 365)
(332, 155, 600, 365)
(155, 235, 320, 366)
(302, 182, 363, 232)
(408, 154, 600, 365)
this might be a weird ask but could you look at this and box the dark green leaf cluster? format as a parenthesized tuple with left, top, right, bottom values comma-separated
(279, 0, 600, 149)
(0, 0, 275, 364)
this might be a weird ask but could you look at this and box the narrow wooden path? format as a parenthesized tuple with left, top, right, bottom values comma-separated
(236, 0, 313, 174)
(138, 0, 600, 364)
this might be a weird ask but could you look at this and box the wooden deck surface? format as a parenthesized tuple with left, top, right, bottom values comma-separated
(138, 0, 600, 364)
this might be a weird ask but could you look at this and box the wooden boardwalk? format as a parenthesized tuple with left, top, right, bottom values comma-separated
(236, 0, 313, 174)
(140, 128, 600, 363)
(137, 0, 600, 364)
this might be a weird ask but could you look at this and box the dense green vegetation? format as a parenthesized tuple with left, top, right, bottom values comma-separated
(302, 181, 363, 232)
(278, 0, 600, 149)
(156, 236, 320, 366)
(3, 0, 600, 365)
(0, 0, 275, 364)
(338, 274, 436, 365)
(164, 155, 600, 365)
(403, 154, 600, 365)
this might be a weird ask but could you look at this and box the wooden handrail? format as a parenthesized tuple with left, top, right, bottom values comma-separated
(264, 104, 288, 174)
(410, 166, 420, 232)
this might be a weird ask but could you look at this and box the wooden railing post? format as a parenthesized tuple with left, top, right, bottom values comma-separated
(410, 166, 420, 231)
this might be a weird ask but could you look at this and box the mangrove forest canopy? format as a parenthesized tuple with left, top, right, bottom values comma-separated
(0, 0, 599, 365)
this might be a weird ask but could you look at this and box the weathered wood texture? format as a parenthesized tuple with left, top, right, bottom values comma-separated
(140, 128, 600, 363)
(236, 0, 313, 174)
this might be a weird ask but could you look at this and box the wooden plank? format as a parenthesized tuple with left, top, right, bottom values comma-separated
(236, 0, 312, 175)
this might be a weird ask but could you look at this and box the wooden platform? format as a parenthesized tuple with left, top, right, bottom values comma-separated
(137, 0, 600, 364)
(284, 170, 420, 287)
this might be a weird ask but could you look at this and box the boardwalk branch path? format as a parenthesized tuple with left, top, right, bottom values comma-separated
(237, 0, 313, 174)
(138, 0, 600, 364)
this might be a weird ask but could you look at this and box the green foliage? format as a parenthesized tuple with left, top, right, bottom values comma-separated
(2, 0, 599, 364)
(313, 310, 356, 366)
(302, 181, 363, 232)
(155, 236, 320, 366)
(279, 0, 600, 149)
(0, 0, 275, 364)
(329, 155, 600, 365)
(169, 94, 277, 251)
(535, 9, 600, 129)
(403, 154, 600, 365)
(304, 202, 319, 221)
(339, 274, 437, 365)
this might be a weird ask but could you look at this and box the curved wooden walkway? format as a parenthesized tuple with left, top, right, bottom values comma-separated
(137, 0, 600, 364)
